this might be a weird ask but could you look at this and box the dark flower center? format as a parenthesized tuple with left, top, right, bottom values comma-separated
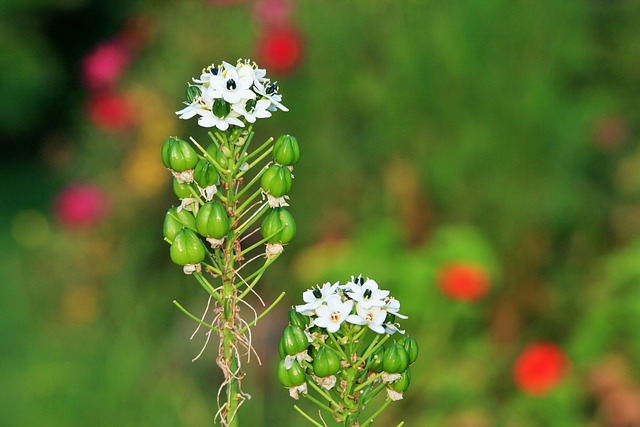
(226, 79, 237, 90)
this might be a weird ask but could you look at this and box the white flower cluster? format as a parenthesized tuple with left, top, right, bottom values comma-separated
(296, 276, 407, 335)
(176, 59, 288, 131)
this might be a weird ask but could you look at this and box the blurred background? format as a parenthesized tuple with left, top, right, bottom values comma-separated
(2, 0, 640, 425)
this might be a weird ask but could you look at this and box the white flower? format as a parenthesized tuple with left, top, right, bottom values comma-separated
(254, 79, 288, 112)
(383, 297, 408, 319)
(207, 61, 256, 104)
(383, 322, 405, 335)
(346, 304, 387, 334)
(296, 282, 340, 315)
(197, 110, 245, 131)
(345, 277, 389, 310)
(232, 98, 272, 123)
(314, 295, 353, 333)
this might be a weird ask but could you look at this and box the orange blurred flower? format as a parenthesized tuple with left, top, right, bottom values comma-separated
(437, 263, 490, 301)
(514, 343, 569, 395)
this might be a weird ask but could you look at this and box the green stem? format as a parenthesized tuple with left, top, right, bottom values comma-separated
(193, 272, 223, 304)
(172, 300, 220, 333)
(236, 146, 274, 180)
(307, 378, 342, 411)
(354, 371, 384, 393)
(293, 405, 325, 427)
(236, 188, 264, 215)
(237, 254, 280, 300)
(235, 202, 269, 236)
(361, 334, 391, 361)
(187, 185, 205, 205)
(238, 292, 285, 335)
(244, 137, 274, 162)
(240, 225, 285, 256)
(362, 399, 392, 426)
(326, 333, 350, 361)
(235, 165, 267, 200)
(302, 392, 335, 415)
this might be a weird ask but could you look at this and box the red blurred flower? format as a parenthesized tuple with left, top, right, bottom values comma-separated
(253, 0, 294, 27)
(437, 263, 490, 301)
(514, 343, 569, 395)
(82, 41, 130, 89)
(257, 26, 304, 75)
(87, 91, 135, 133)
(54, 183, 110, 229)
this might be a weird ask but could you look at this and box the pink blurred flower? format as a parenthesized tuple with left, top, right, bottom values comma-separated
(514, 343, 569, 396)
(257, 26, 304, 75)
(55, 183, 110, 229)
(437, 262, 490, 301)
(82, 41, 130, 89)
(253, 0, 294, 27)
(87, 91, 135, 133)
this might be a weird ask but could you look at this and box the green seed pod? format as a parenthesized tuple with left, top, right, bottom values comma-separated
(261, 208, 296, 244)
(382, 343, 409, 374)
(186, 85, 201, 103)
(388, 367, 411, 393)
(163, 207, 196, 241)
(277, 359, 306, 388)
(170, 228, 206, 266)
(368, 344, 386, 373)
(402, 337, 419, 365)
(195, 201, 230, 239)
(278, 337, 287, 359)
(206, 144, 230, 170)
(312, 347, 341, 378)
(261, 164, 292, 197)
(161, 136, 199, 172)
(288, 308, 308, 328)
(273, 134, 300, 166)
(173, 178, 193, 199)
(212, 98, 231, 118)
(280, 325, 308, 356)
(194, 159, 219, 188)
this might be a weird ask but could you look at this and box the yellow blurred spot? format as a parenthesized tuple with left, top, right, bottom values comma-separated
(63, 285, 100, 324)
(11, 210, 50, 248)
(123, 146, 169, 197)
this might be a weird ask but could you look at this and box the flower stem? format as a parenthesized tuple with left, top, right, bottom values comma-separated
(362, 399, 392, 426)
(238, 292, 285, 335)
(294, 405, 325, 427)
(172, 300, 220, 333)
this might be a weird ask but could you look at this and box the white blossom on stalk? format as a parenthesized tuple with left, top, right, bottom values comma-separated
(296, 282, 340, 315)
(383, 297, 408, 320)
(346, 304, 387, 334)
(345, 277, 389, 309)
(207, 61, 256, 104)
(197, 110, 245, 131)
(232, 98, 272, 123)
(314, 295, 353, 333)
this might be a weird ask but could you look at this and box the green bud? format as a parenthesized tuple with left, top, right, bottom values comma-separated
(173, 178, 193, 199)
(388, 367, 411, 393)
(163, 207, 196, 241)
(277, 359, 306, 388)
(368, 344, 386, 373)
(401, 337, 418, 365)
(195, 201, 230, 239)
(194, 159, 219, 188)
(170, 228, 206, 266)
(382, 343, 409, 374)
(312, 347, 341, 378)
(288, 308, 309, 328)
(161, 136, 199, 172)
(280, 325, 308, 356)
(273, 134, 300, 166)
(186, 85, 201, 103)
(212, 98, 231, 118)
(261, 208, 296, 244)
(261, 164, 292, 197)
(206, 144, 230, 170)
